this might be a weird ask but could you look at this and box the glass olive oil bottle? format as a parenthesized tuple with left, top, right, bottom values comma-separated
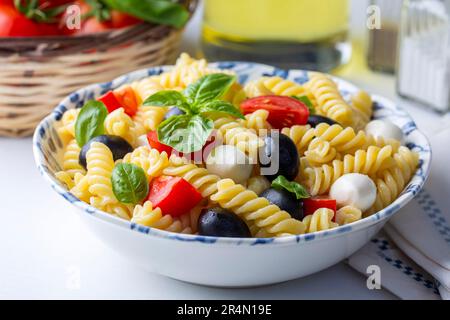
(202, 0, 351, 71)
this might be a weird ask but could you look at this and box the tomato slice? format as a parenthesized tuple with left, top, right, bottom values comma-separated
(97, 91, 121, 113)
(240, 95, 309, 129)
(147, 131, 173, 156)
(303, 197, 337, 220)
(113, 86, 138, 117)
(148, 176, 203, 218)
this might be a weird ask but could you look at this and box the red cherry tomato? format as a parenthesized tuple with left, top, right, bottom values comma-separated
(0, 5, 40, 37)
(97, 91, 122, 113)
(113, 86, 138, 117)
(110, 11, 140, 29)
(75, 17, 112, 35)
(303, 197, 337, 220)
(148, 176, 203, 218)
(240, 95, 309, 129)
(147, 131, 173, 156)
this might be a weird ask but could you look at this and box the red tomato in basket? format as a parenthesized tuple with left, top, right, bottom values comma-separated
(110, 11, 140, 29)
(240, 95, 309, 129)
(148, 176, 203, 218)
(303, 197, 337, 220)
(0, 5, 41, 37)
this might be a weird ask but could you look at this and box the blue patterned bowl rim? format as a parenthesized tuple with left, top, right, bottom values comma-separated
(33, 61, 432, 246)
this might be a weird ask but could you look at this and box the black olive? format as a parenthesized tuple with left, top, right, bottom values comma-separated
(198, 207, 251, 238)
(307, 115, 338, 127)
(79, 135, 133, 170)
(163, 107, 185, 121)
(259, 132, 299, 181)
(260, 188, 304, 220)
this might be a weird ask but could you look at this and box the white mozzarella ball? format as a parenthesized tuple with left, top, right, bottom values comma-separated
(329, 173, 377, 212)
(206, 145, 253, 184)
(136, 134, 150, 148)
(365, 120, 404, 144)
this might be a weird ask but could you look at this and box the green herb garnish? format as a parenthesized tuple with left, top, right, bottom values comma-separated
(144, 73, 244, 153)
(101, 0, 190, 28)
(292, 95, 315, 115)
(75, 100, 108, 147)
(272, 176, 310, 200)
(111, 163, 149, 204)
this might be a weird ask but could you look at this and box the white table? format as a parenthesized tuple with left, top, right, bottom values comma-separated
(1, 4, 448, 300)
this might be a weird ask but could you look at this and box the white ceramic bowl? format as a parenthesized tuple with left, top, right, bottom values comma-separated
(33, 62, 431, 287)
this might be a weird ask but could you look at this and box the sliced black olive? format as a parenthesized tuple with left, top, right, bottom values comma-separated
(163, 107, 185, 121)
(198, 207, 251, 238)
(79, 135, 133, 170)
(307, 115, 338, 127)
(259, 132, 299, 181)
(260, 187, 303, 220)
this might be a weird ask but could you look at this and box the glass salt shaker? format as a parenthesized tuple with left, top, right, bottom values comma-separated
(397, 0, 450, 112)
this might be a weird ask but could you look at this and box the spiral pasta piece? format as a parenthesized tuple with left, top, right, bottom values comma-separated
(104, 108, 141, 146)
(132, 201, 192, 234)
(303, 208, 338, 233)
(336, 206, 362, 225)
(368, 146, 419, 214)
(57, 108, 80, 144)
(214, 117, 264, 159)
(281, 125, 315, 155)
(304, 138, 340, 166)
(70, 172, 92, 203)
(106, 203, 133, 220)
(163, 155, 220, 198)
(210, 179, 306, 237)
(123, 147, 169, 181)
(62, 139, 85, 177)
(351, 90, 373, 122)
(239, 109, 271, 132)
(302, 145, 394, 196)
(86, 142, 117, 208)
(305, 73, 353, 126)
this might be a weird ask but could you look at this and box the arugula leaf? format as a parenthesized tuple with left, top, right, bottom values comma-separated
(143, 90, 190, 112)
(101, 0, 190, 28)
(157, 114, 213, 153)
(184, 74, 236, 106)
(292, 95, 315, 114)
(272, 176, 310, 200)
(75, 101, 108, 147)
(111, 163, 149, 204)
(198, 100, 244, 119)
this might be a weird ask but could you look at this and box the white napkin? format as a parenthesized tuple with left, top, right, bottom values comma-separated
(348, 128, 450, 300)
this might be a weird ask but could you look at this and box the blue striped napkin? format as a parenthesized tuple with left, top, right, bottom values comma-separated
(348, 129, 450, 300)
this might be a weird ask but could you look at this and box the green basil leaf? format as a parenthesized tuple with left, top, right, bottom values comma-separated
(184, 74, 236, 106)
(158, 114, 213, 153)
(272, 176, 310, 200)
(143, 90, 190, 112)
(111, 163, 149, 204)
(75, 100, 108, 147)
(292, 95, 315, 114)
(198, 100, 245, 119)
(101, 0, 190, 28)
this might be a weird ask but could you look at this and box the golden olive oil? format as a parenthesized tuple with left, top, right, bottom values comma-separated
(202, 0, 350, 71)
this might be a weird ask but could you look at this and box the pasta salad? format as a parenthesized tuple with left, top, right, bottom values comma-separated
(55, 53, 419, 238)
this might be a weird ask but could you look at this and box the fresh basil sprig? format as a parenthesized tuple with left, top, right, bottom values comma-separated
(111, 163, 149, 204)
(272, 176, 310, 200)
(143, 73, 244, 153)
(101, 0, 190, 28)
(292, 95, 315, 114)
(75, 101, 108, 147)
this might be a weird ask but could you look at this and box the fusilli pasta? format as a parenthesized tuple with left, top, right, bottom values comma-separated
(336, 206, 362, 225)
(302, 208, 338, 233)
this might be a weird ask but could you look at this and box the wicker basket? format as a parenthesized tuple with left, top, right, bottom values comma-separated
(0, 0, 197, 137)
